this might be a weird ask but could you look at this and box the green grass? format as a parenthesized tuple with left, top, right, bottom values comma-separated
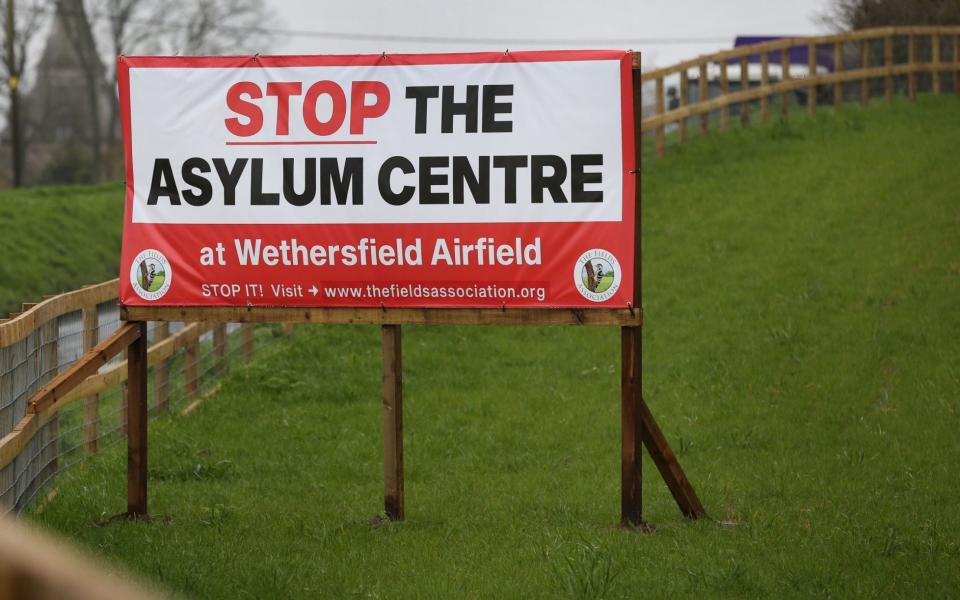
(27, 96, 960, 598)
(0, 183, 124, 315)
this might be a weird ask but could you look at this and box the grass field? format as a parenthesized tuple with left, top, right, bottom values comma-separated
(25, 96, 960, 598)
(0, 183, 124, 315)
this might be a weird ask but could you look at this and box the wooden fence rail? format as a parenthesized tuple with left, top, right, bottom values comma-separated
(641, 26, 960, 157)
(0, 280, 261, 513)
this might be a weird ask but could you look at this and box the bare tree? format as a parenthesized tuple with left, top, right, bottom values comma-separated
(820, 0, 960, 30)
(1, 0, 48, 186)
(100, 0, 147, 144)
(55, 0, 273, 180)
(55, 0, 105, 179)
(161, 0, 272, 55)
(93, 0, 272, 145)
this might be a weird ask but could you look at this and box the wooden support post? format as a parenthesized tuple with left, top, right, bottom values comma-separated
(126, 321, 148, 518)
(620, 326, 643, 526)
(678, 70, 688, 144)
(81, 306, 98, 453)
(638, 397, 707, 519)
(121, 349, 128, 436)
(382, 324, 404, 521)
(698, 63, 708, 135)
(739, 56, 750, 127)
(719, 62, 729, 131)
(781, 47, 791, 118)
(834, 41, 843, 111)
(861, 40, 870, 106)
(908, 35, 917, 101)
(213, 323, 227, 376)
(153, 322, 170, 413)
(184, 338, 198, 399)
(932, 33, 941, 95)
(655, 76, 665, 157)
(240, 323, 254, 359)
(621, 65, 644, 528)
(760, 51, 770, 123)
(884, 35, 893, 103)
(808, 43, 817, 115)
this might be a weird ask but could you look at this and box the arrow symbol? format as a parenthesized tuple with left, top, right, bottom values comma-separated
(309, 285, 318, 296)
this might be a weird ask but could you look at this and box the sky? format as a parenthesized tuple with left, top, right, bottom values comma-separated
(261, 0, 836, 69)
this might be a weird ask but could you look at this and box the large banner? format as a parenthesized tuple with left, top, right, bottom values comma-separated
(118, 51, 636, 308)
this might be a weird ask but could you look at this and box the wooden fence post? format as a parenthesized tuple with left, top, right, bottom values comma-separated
(184, 338, 198, 399)
(885, 34, 894, 103)
(698, 62, 708, 135)
(126, 321, 148, 518)
(382, 324, 404, 520)
(241, 324, 254, 358)
(655, 76, 665, 157)
(213, 324, 227, 376)
(781, 46, 791, 118)
(679, 69, 688, 144)
(932, 33, 941, 95)
(955, 34, 960, 96)
(808, 42, 817, 115)
(740, 56, 750, 127)
(153, 322, 170, 413)
(834, 41, 843, 111)
(40, 320, 58, 477)
(81, 306, 98, 453)
(760, 51, 770, 123)
(861, 39, 870, 106)
(908, 35, 917, 101)
(719, 62, 729, 131)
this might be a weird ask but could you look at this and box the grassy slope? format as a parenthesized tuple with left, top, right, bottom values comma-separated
(28, 97, 960, 598)
(0, 183, 124, 315)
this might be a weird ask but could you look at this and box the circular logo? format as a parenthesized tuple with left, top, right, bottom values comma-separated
(129, 249, 172, 301)
(573, 249, 621, 302)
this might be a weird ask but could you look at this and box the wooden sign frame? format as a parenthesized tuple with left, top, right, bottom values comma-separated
(118, 58, 705, 527)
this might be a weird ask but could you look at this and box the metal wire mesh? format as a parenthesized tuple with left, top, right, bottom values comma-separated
(0, 302, 278, 516)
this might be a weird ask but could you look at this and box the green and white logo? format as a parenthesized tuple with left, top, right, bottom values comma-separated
(130, 249, 172, 301)
(574, 249, 621, 302)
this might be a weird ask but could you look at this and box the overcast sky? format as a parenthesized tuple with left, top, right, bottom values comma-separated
(262, 0, 835, 68)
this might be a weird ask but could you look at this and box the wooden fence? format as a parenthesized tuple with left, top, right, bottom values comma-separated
(640, 26, 960, 157)
(0, 279, 259, 514)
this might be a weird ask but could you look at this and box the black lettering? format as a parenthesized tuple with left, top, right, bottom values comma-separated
(212, 158, 247, 206)
(321, 157, 363, 205)
(571, 154, 603, 203)
(146, 158, 180, 205)
(181, 158, 212, 206)
(531, 155, 568, 203)
(405, 86, 439, 134)
(492, 155, 528, 204)
(250, 158, 279, 205)
(482, 85, 513, 132)
(441, 85, 478, 133)
(379, 156, 415, 206)
(283, 157, 316, 206)
(452, 156, 489, 204)
(419, 156, 449, 204)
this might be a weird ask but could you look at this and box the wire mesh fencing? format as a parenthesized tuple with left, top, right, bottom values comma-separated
(0, 284, 286, 516)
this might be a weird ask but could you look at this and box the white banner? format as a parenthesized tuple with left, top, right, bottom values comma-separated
(127, 58, 626, 225)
